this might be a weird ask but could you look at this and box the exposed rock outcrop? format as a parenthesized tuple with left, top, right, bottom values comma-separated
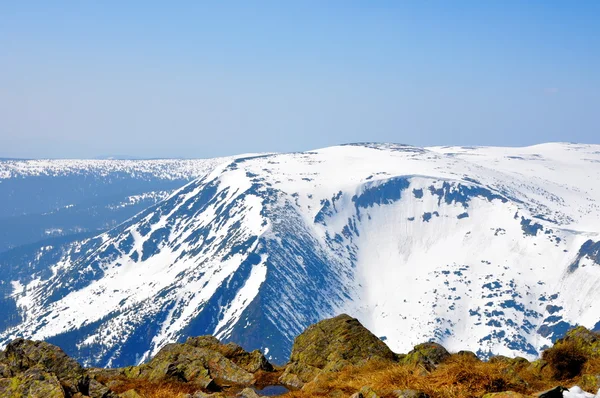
(185, 336, 273, 373)
(402, 342, 450, 370)
(138, 341, 254, 387)
(0, 366, 65, 398)
(0, 338, 95, 397)
(455, 350, 480, 361)
(356, 386, 381, 398)
(279, 314, 396, 388)
(1, 317, 599, 398)
(0, 334, 273, 397)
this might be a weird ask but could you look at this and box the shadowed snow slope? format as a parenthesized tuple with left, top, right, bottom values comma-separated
(1, 143, 600, 366)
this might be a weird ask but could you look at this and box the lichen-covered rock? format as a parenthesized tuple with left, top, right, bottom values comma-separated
(581, 374, 600, 392)
(279, 361, 320, 389)
(118, 389, 144, 398)
(402, 342, 450, 370)
(85, 368, 124, 391)
(358, 386, 381, 398)
(528, 359, 548, 374)
(489, 355, 530, 371)
(456, 350, 480, 361)
(88, 377, 116, 398)
(349, 386, 382, 398)
(187, 392, 212, 398)
(137, 344, 214, 388)
(321, 389, 345, 398)
(489, 355, 513, 364)
(0, 350, 12, 378)
(291, 314, 396, 369)
(122, 366, 142, 379)
(280, 314, 395, 388)
(185, 336, 273, 373)
(83, 336, 270, 394)
(0, 362, 11, 378)
(3, 338, 83, 377)
(393, 389, 430, 398)
(511, 357, 530, 367)
(232, 350, 272, 374)
(185, 392, 228, 398)
(554, 326, 600, 356)
(139, 342, 254, 388)
(0, 365, 66, 398)
(238, 387, 262, 398)
(3, 338, 87, 394)
(86, 366, 127, 381)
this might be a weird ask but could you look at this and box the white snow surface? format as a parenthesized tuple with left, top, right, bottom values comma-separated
(563, 386, 600, 398)
(1, 142, 600, 365)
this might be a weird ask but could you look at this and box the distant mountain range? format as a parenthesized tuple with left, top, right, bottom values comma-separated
(1, 143, 599, 367)
(0, 157, 237, 251)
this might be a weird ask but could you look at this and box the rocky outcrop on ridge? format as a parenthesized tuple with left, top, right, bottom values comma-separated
(0, 334, 274, 398)
(1, 314, 600, 397)
(279, 314, 397, 389)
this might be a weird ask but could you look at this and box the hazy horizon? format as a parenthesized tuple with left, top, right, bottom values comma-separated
(1, 2, 598, 159)
(1, 140, 598, 161)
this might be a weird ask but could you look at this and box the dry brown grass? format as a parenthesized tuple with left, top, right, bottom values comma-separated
(94, 353, 600, 398)
(92, 353, 598, 398)
(583, 356, 600, 375)
(281, 354, 572, 398)
(542, 340, 588, 380)
(93, 345, 600, 398)
(100, 369, 285, 398)
(107, 378, 199, 398)
(254, 368, 285, 388)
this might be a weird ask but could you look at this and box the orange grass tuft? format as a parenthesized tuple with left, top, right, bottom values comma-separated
(281, 354, 580, 398)
(107, 378, 199, 398)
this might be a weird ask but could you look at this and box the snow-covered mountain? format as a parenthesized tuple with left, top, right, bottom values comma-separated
(1, 143, 599, 367)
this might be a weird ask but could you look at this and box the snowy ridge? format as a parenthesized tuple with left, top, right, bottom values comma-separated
(1, 143, 600, 366)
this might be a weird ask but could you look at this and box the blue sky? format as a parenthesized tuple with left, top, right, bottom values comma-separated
(1, 1, 598, 158)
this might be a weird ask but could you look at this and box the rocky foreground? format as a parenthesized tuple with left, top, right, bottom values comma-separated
(1, 314, 600, 398)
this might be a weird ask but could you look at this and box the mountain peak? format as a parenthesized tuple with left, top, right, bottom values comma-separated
(1, 144, 599, 367)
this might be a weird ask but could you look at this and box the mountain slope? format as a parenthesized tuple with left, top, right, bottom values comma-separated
(0, 157, 238, 252)
(1, 143, 599, 366)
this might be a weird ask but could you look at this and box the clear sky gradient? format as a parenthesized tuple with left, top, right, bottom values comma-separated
(1, 1, 599, 158)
